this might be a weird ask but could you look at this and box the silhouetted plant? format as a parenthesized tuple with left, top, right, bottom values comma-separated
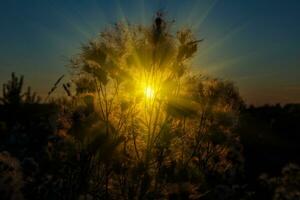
(1, 73, 24, 105)
(24, 87, 41, 104)
(0, 72, 40, 105)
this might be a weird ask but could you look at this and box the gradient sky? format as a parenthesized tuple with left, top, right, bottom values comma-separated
(0, 0, 299, 105)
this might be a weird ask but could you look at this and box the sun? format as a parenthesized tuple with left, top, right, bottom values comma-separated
(144, 86, 155, 99)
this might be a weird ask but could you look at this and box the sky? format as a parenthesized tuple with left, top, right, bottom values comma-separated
(0, 0, 299, 105)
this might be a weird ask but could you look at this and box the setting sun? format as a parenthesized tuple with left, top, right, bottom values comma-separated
(144, 86, 155, 99)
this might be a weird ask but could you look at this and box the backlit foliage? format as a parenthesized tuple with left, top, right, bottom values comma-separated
(60, 13, 244, 199)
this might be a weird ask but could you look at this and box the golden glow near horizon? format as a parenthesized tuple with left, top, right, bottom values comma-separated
(144, 86, 155, 99)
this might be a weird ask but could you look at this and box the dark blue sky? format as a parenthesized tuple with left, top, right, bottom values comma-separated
(0, 0, 299, 104)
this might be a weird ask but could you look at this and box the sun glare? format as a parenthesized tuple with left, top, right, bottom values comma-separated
(144, 86, 155, 99)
